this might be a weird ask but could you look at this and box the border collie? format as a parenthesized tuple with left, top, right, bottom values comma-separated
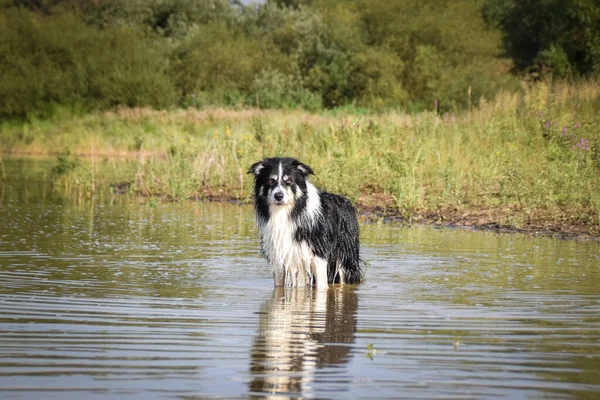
(248, 157, 363, 288)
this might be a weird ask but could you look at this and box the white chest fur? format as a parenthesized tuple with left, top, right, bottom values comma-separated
(259, 206, 314, 287)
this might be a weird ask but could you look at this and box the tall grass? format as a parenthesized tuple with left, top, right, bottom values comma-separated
(2, 81, 599, 233)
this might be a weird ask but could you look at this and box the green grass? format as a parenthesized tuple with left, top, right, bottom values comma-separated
(2, 81, 600, 235)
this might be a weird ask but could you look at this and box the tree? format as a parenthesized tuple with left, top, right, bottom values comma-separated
(484, 0, 600, 77)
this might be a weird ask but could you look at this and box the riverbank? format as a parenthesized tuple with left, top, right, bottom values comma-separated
(356, 200, 599, 240)
(193, 193, 599, 240)
(1, 82, 599, 238)
(1, 153, 598, 239)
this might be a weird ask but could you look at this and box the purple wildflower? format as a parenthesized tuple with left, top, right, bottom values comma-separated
(544, 121, 551, 128)
(562, 126, 567, 136)
(575, 122, 581, 128)
(577, 138, 589, 151)
(451, 113, 456, 122)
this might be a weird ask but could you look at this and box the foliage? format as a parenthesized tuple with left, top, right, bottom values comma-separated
(52, 148, 79, 176)
(3, 81, 599, 233)
(1, 0, 598, 116)
(169, 22, 268, 103)
(1, 0, 518, 116)
(484, 0, 600, 78)
(0, 7, 176, 118)
(248, 69, 322, 110)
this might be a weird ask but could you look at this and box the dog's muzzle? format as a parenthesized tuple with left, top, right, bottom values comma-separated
(271, 189, 287, 205)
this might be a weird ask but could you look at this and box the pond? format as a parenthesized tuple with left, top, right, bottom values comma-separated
(1, 157, 599, 399)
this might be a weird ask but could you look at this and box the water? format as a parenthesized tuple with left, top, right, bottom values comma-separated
(1, 157, 599, 399)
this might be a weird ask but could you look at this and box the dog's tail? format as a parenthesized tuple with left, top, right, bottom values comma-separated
(331, 252, 365, 284)
(343, 258, 366, 284)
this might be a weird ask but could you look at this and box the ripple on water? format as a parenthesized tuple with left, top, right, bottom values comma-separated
(0, 189, 599, 398)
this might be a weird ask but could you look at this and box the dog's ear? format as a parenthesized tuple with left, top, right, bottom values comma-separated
(293, 160, 314, 176)
(248, 161, 265, 176)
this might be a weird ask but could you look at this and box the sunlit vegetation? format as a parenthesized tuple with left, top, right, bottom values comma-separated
(1, 0, 599, 235)
(2, 0, 597, 119)
(2, 81, 598, 234)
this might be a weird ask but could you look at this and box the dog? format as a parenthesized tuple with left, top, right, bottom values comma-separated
(248, 157, 363, 288)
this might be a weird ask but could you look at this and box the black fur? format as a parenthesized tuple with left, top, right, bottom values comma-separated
(248, 157, 364, 285)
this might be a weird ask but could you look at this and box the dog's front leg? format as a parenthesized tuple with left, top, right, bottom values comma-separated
(273, 267, 285, 287)
(312, 257, 328, 289)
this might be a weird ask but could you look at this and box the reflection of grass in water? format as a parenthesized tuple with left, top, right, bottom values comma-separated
(9, 81, 600, 234)
(49, 150, 136, 202)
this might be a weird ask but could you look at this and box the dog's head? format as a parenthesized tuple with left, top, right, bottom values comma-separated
(248, 157, 314, 208)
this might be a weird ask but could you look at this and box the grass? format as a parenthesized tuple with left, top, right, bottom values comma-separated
(1, 81, 600, 236)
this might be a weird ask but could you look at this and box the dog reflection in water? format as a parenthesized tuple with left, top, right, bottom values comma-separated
(249, 286, 358, 398)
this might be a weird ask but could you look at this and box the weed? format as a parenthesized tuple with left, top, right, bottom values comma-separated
(52, 149, 80, 176)
(251, 116, 267, 143)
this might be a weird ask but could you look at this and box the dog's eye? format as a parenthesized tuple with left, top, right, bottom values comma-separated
(284, 178, 293, 185)
(267, 179, 275, 185)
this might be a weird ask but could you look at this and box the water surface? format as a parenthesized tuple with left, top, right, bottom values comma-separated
(1, 157, 599, 399)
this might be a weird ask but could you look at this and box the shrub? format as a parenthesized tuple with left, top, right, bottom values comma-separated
(248, 69, 322, 111)
(0, 7, 176, 119)
(168, 22, 282, 104)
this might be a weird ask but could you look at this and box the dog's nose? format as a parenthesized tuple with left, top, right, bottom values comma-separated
(274, 192, 284, 201)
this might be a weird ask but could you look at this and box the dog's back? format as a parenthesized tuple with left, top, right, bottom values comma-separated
(296, 192, 362, 284)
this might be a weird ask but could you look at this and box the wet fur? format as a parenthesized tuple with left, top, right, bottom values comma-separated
(248, 157, 363, 287)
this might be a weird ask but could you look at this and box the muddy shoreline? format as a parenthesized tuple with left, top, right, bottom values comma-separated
(197, 190, 599, 241)
(357, 208, 599, 241)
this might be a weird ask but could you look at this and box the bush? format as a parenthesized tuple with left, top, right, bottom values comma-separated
(0, 7, 176, 119)
(2, 0, 592, 116)
(169, 22, 283, 103)
(248, 69, 322, 111)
